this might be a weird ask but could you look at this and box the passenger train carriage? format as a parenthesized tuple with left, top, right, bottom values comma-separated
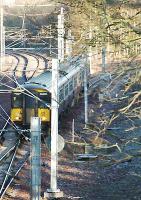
(10, 57, 86, 128)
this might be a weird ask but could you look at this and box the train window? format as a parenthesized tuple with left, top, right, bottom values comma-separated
(25, 95, 35, 108)
(81, 71, 84, 80)
(69, 79, 73, 92)
(79, 72, 81, 81)
(38, 92, 51, 108)
(12, 92, 23, 108)
(73, 76, 77, 88)
(65, 84, 69, 97)
(59, 88, 64, 102)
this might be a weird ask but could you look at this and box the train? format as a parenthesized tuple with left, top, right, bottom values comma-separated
(10, 57, 87, 129)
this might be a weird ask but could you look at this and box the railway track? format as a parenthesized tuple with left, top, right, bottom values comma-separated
(19, 51, 41, 80)
(19, 50, 49, 79)
(0, 128, 30, 199)
(12, 52, 28, 83)
(5, 51, 28, 85)
(9, 50, 49, 82)
(33, 51, 48, 69)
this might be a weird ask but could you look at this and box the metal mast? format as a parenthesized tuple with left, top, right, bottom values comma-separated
(50, 59, 59, 192)
(84, 58, 88, 125)
(0, 0, 15, 71)
(58, 7, 64, 62)
(44, 59, 63, 199)
(66, 29, 73, 58)
(0, 0, 4, 71)
(21, 12, 26, 48)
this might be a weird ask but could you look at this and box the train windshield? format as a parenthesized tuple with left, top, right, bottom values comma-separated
(38, 92, 51, 108)
(12, 92, 23, 108)
(25, 95, 36, 108)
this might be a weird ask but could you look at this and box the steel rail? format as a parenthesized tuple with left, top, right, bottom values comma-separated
(0, 152, 30, 200)
(0, 142, 18, 163)
(0, 140, 20, 197)
(0, 106, 19, 131)
(12, 52, 28, 82)
(19, 51, 40, 80)
(33, 51, 48, 69)
(18, 50, 48, 79)
(0, 118, 10, 137)
(0, 115, 30, 140)
(0, 78, 50, 108)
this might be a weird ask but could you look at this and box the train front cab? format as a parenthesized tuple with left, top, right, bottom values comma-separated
(11, 89, 51, 128)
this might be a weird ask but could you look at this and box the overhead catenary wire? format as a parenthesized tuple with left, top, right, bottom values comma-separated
(0, 114, 18, 133)
(0, 117, 10, 135)
(0, 110, 30, 140)
(0, 75, 51, 108)
(0, 105, 19, 130)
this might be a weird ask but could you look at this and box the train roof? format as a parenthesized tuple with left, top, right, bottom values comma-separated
(22, 56, 83, 92)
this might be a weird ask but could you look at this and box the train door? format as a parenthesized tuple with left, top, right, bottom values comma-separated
(24, 91, 38, 125)
(38, 92, 51, 124)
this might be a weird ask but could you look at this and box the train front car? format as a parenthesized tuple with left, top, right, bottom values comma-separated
(10, 71, 52, 129)
(21, 71, 52, 128)
(10, 56, 86, 130)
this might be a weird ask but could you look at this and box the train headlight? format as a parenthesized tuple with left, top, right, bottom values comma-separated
(15, 114, 21, 120)
(42, 116, 46, 121)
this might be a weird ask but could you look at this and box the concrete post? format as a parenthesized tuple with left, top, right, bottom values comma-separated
(30, 117, 41, 200)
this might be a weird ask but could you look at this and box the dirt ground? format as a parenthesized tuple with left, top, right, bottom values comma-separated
(2, 90, 141, 200)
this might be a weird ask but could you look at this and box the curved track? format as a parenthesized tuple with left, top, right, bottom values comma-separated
(12, 52, 28, 83)
(18, 50, 48, 79)
(5, 51, 28, 85)
(8, 50, 49, 82)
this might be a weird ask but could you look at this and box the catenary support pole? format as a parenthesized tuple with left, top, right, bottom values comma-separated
(58, 7, 64, 62)
(0, 0, 3, 72)
(72, 119, 75, 142)
(66, 29, 72, 58)
(21, 13, 26, 48)
(84, 60, 88, 126)
(44, 59, 63, 199)
(89, 26, 93, 74)
(102, 47, 106, 72)
(30, 117, 41, 200)
(0, 0, 15, 71)
(51, 58, 58, 192)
